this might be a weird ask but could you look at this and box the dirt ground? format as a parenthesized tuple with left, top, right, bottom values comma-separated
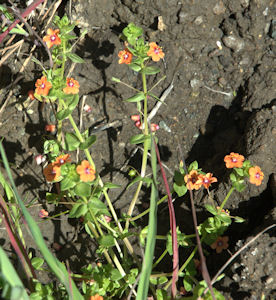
(0, 0, 276, 299)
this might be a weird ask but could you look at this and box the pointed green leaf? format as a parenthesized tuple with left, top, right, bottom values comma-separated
(125, 92, 145, 103)
(74, 182, 91, 197)
(56, 108, 71, 120)
(79, 135, 97, 150)
(67, 52, 84, 63)
(99, 235, 115, 248)
(64, 132, 80, 151)
(130, 134, 149, 144)
(142, 66, 160, 75)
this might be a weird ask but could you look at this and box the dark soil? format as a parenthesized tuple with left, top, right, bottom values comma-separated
(0, 0, 276, 299)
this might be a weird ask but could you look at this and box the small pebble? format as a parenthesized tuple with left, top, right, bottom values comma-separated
(194, 16, 204, 25)
(190, 78, 203, 90)
(213, 1, 226, 15)
(222, 35, 245, 52)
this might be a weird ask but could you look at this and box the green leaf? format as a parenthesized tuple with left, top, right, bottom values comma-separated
(74, 182, 91, 197)
(88, 197, 110, 216)
(32, 257, 44, 270)
(79, 135, 97, 150)
(188, 161, 198, 171)
(64, 132, 80, 151)
(99, 235, 115, 248)
(205, 204, 218, 216)
(60, 177, 76, 191)
(130, 134, 149, 144)
(103, 182, 121, 189)
(125, 92, 145, 103)
(235, 167, 244, 176)
(69, 203, 88, 218)
(173, 182, 187, 197)
(66, 52, 84, 64)
(216, 213, 231, 225)
(110, 269, 124, 281)
(234, 216, 245, 223)
(156, 289, 170, 300)
(142, 66, 160, 75)
(111, 77, 121, 83)
(150, 276, 168, 285)
(56, 108, 71, 120)
(230, 172, 237, 182)
(68, 94, 79, 110)
(129, 63, 141, 72)
(233, 181, 246, 192)
(139, 226, 148, 246)
(183, 275, 194, 292)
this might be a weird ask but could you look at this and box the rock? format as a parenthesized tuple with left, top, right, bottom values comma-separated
(222, 35, 245, 52)
(213, 1, 226, 15)
(194, 16, 204, 25)
(190, 78, 203, 90)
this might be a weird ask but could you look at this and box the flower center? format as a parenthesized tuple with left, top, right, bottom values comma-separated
(217, 241, 223, 247)
(154, 48, 160, 54)
(255, 172, 260, 179)
(123, 54, 129, 59)
(41, 83, 45, 89)
(231, 157, 237, 162)
(204, 178, 209, 183)
(68, 81, 74, 87)
(85, 167, 90, 174)
(59, 159, 64, 164)
(50, 35, 56, 41)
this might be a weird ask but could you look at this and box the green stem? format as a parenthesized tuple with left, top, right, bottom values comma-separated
(125, 66, 150, 230)
(60, 99, 136, 257)
(152, 249, 168, 269)
(130, 195, 167, 222)
(219, 186, 235, 210)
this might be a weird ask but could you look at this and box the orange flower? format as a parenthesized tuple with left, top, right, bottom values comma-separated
(39, 209, 49, 218)
(118, 49, 133, 64)
(43, 163, 61, 182)
(54, 154, 71, 167)
(35, 76, 52, 96)
(224, 152, 244, 168)
(147, 42, 165, 62)
(43, 28, 61, 48)
(63, 77, 80, 94)
(210, 236, 229, 253)
(89, 294, 103, 300)
(198, 173, 217, 189)
(45, 124, 56, 132)
(184, 170, 202, 190)
(76, 160, 96, 182)
(249, 166, 264, 186)
(28, 90, 36, 100)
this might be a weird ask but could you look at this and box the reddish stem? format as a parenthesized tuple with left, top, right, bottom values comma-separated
(0, 0, 45, 44)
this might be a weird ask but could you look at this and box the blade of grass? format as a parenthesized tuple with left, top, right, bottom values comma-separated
(0, 246, 29, 300)
(136, 134, 158, 300)
(0, 141, 83, 300)
(154, 139, 178, 298)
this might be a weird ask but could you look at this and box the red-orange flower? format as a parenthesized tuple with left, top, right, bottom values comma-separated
(118, 49, 133, 64)
(210, 236, 229, 253)
(54, 154, 71, 167)
(35, 76, 52, 96)
(89, 294, 103, 300)
(198, 173, 217, 189)
(63, 77, 80, 94)
(249, 166, 264, 186)
(76, 160, 96, 182)
(43, 28, 61, 48)
(39, 209, 49, 218)
(147, 42, 165, 62)
(184, 170, 202, 190)
(43, 163, 61, 182)
(45, 124, 56, 132)
(224, 152, 244, 168)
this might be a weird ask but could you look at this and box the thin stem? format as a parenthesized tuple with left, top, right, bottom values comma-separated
(125, 66, 150, 230)
(152, 249, 168, 269)
(130, 195, 167, 222)
(219, 186, 235, 210)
